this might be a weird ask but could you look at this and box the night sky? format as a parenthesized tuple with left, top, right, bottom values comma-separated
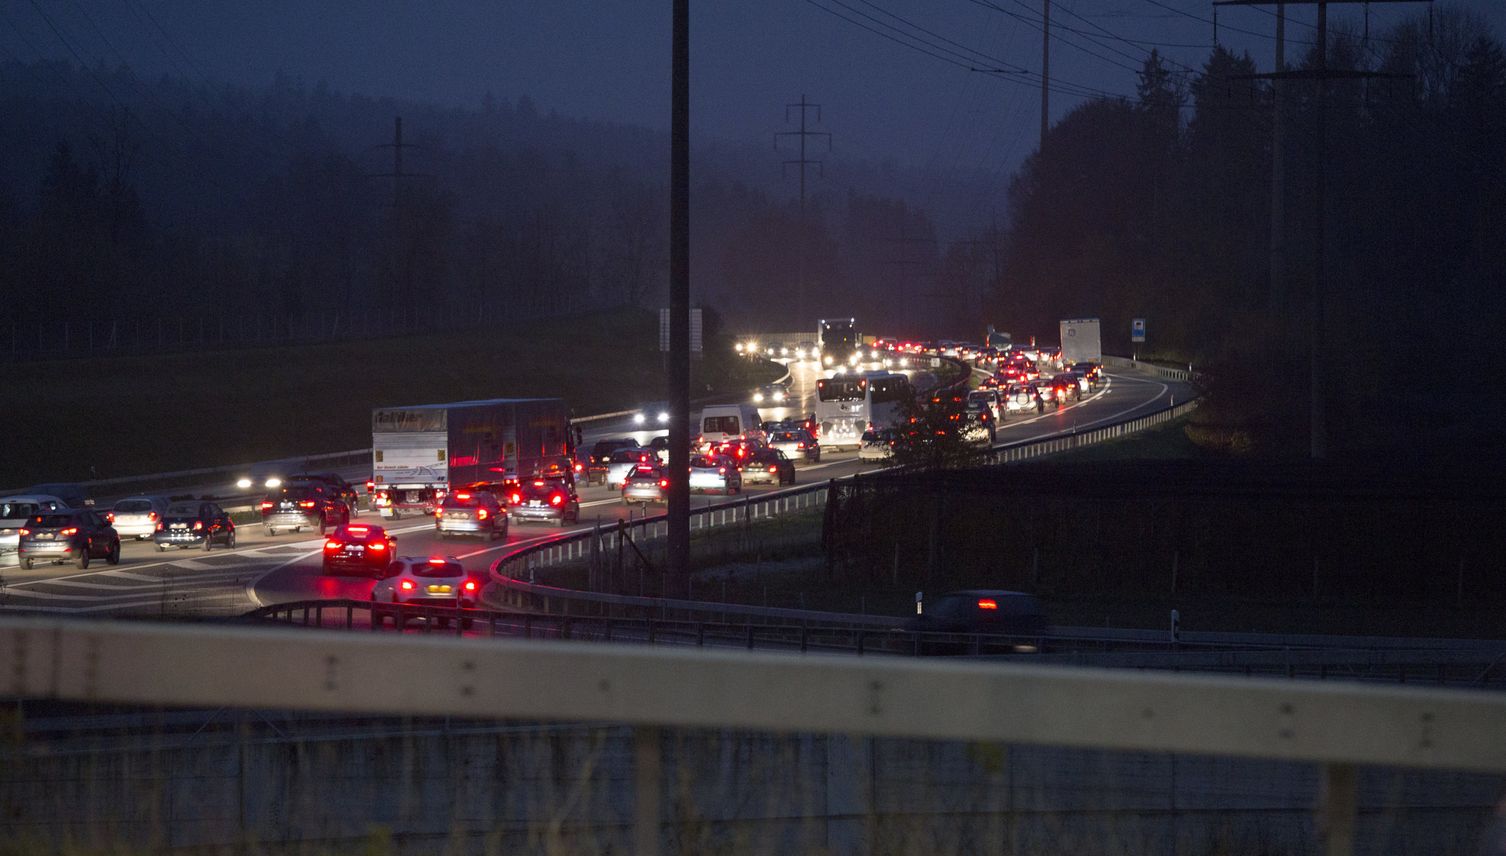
(3, 0, 1504, 230)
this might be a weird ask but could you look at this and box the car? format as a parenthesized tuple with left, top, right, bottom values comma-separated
(632, 403, 671, 427)
(764, 341, 789, 359)
(16, 508, 120, 569)
(1048, 374, 1083, 402)
(371, 556, 480, 626)
(967, 389, 1001, 420)
(752, 383, 788, 405)
(741, 448, 796, 486)
(767, 429, 820, 463)
(961, 405, 997, 444)
(1070, 361, 1104, 387)
(434, 490, 508, 540)
(285, 472, 362, 515)
(607, 448, 658, 488)
(587, 439, 642, 486)
(905, 590, 1048, 650)
(322, 523, 397, 575)
(858, 428, 898, 463)
(796, 340, 817, 360)
(107, 496, 169, 541)
(621, 464, 670, 505)
(506, 478, 581, 526)
(1, 494, 70, 562)
(1039, 376, 1075, 408)
(646, 435, 673, 465)
(259, 485, 350, 536)
(1003, 383, 1045, 415)
(21, 483, 92, 508)
(152, 500, 236, 551)
(688, 454, 742, 494)
(1059, 371, 1090, 396)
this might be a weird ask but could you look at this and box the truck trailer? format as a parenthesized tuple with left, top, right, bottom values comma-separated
(1059, 318, 1102, 365)
(371, 398, 575, 519)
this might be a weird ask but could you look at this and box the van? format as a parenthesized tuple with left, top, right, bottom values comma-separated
(695, 404, 764, 450)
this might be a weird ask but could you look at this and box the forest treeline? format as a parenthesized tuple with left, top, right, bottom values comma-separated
(986, 8, 1506, 456)
(0, 61, 973, 349)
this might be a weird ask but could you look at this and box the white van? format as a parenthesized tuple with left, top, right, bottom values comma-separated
(695, 404, 764, 450)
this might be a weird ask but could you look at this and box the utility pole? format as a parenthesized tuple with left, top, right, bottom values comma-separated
(775, 96, 831, 328)
(1270, 3, 1285, 315)
(371, 116, 426, 312)
(666, 0, 691, 598)
(1215, 0, 1428, 461)
(1040, 0, 1051, 150)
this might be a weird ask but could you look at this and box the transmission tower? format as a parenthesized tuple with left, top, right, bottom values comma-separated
(775, 96, 832, 327)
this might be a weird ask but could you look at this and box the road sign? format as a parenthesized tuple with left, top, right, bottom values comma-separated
(1132, 318, 1146, 343)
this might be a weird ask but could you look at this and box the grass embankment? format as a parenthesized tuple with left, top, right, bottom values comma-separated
(1057, 415, 1218, 461)
(3, 310, 780, 486)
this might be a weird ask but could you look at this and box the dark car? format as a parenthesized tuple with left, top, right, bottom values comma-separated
(587, 439, 642, 486)
(905, 590, 1048, 653)
(153, 500, 236, 551)
(322, 523, 397, 576)
(259, 485, 350, 536)
(17, 509, 120, 569)
(741, 448, 797, 486)
(1044, 375, 1080, 404)
(1069, 361, 1104, 387)
(435, 489, 508, 540)
(506, 478, 581, 526)
(621, 464, 670, 506)
(286, 472, 361, 514)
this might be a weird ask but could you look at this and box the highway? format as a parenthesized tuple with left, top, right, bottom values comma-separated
(0, 356, 1191, 618)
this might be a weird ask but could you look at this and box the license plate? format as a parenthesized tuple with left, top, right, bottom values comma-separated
(171, 523, 188, 529)
(528, 500, 541, 507)
(447, 512, 467, 519)
(345, 546, 364, 554)
(36, 533, 53, 540)
(426, 584, 452, 594)
(280, 503, 294, 510)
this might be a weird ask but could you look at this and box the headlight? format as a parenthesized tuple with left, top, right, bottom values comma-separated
(735, 343, 745, 353)
(236, 478, 253, 490)
(823, 355, 834, 366)
(658, 411, 669, 423)
(264, 478, 282, 489)
(754, 392, 765, 402)
(633, 413, 646, 425)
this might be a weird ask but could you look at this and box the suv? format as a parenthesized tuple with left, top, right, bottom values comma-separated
(322, 524, 397, 576)
(507, 478, 581, 526)
(17, 509, 120, 569)
(259, 485, 350, 536)
(435, 490, 507, 540)
(153, 500, 236, 551)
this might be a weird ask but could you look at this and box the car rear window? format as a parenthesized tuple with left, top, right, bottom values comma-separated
(442, 493, 483, 508)
(2, 502, 43, 518)
(340, 525, 385, 541)
(702, 416, 741, 435)
(31, 514, 79, 528)
(690, 456, 722, 468)
(114, 499, 156, 513)
(165, 502, 201, 516)
(610, 449, 647, 463)
(412, 561, 464, 578)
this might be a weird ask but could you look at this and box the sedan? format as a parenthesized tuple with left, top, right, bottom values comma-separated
(108, 496, 169, 541)
(688, 455, 742, 494)
(17, 509, 120, 569)
(153, 500, 236, 551)
(741, 449, 796, 486)
(434, 490, 507, 540)
(371, 556, 480, 627)
(507, 478, 581, 526)
(767, 429, 820, 463)
(322, 523, 396, 575)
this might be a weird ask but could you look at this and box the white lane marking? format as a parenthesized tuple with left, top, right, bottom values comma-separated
(243, 547, 327, 609)
(21, 570, 262, 590)
(6, 575, 256, 601)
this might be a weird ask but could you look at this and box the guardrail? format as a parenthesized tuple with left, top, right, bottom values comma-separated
(5, 613, 1505, 856)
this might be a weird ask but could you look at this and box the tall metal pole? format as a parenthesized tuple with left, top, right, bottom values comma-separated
(1040, 0, 1051, 149)
(1311, 0, 1327, 460)
(1269, 4, 1285, 314)
(667, 0, 691, 593)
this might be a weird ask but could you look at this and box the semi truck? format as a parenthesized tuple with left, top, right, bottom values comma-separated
(371, 398, 578, 519)
(1059, 318, 1102, 365)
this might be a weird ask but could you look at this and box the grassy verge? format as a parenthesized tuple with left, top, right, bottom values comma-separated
(4, 310, 780, 485)
(1055, 415, 1221, 461)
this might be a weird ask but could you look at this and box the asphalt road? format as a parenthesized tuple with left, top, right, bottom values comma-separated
(0, 358, 1189, 618)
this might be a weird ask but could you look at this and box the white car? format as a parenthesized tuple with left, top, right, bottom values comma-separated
(858, 430, 897, 463)
(109, 496, 169, 540)
(0, 494, 70, 563)
(688, 454, 742, 494)
(371, 556, 479, 626)
(607, 448, 657, 487)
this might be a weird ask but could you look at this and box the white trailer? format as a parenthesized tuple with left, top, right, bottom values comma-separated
(1059, 318, 1102, 364)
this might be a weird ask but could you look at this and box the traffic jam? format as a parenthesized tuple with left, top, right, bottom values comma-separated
(0, 323, 1108, 620)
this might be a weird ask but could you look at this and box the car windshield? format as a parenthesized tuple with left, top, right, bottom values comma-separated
(411, 561, 464, 578)
(165, 502, 201, 516)
(114, 499, 156, 513)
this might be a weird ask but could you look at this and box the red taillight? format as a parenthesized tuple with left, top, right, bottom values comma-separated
(463, 580, 478, 592)
(549, 493, 564, 507)
(659, 479, 669, 488)
(365, 480, 375, 492)
(17, 528, 29, 536)
(532, 480, 546, 487)
(977, 598, 998, 610)
(456, 492, 471, 501)
(797, 442, 805, 449)
(477, 508, 489, 520)
(348, 526, 369, 536)
(324, 540, 341, 551)
(369, 542, 387, 552)
(148, 511, 158, 522)
(106, 512, 114, 523)
(400, 579, 415, 591)
(298, 500, 316, 509)
(718, 467, 726, 475)
(768, 465, 777, 472)
(259, 501, 274, 511)
(155, 522, 163, 532)
(427, 558, 446, 565)
(59, 527, 78, 536)
(192, 521, 204, 531)
(434, 508, 444, 518)
(509, 493, 521, 504)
